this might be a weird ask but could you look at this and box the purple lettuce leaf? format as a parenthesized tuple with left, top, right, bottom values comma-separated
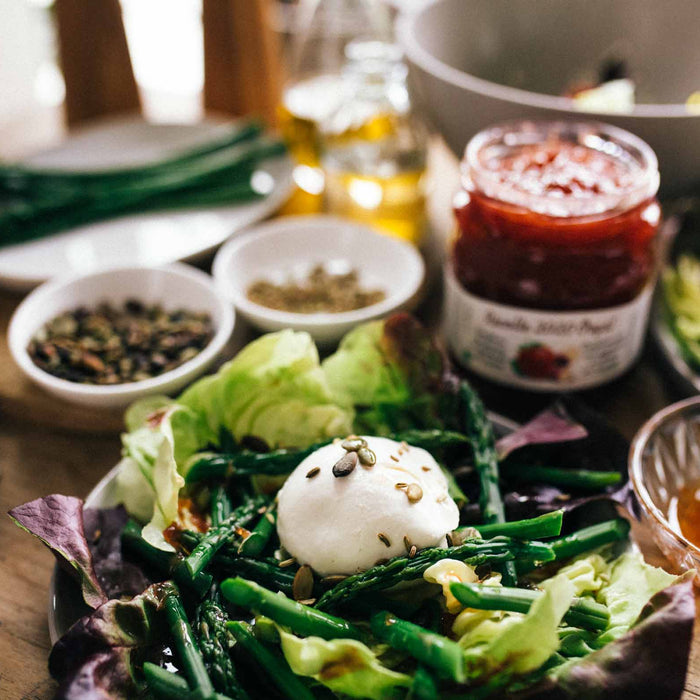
(496, 403, 588, 460)
(83, 506, 151, 600)
(517, 579, 695, 700)
(49, 581, 172, 700)
(461, 398, 632, 525)
(8, 495, 107, 609)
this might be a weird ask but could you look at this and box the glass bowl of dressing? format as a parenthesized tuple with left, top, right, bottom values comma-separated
(630, 396, 700, 575)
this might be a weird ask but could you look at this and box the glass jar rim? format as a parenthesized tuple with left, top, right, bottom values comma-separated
(462, 120, 660, 218)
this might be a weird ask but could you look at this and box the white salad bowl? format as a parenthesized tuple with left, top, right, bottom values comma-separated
(398, 0, 700, 195)
(8, 264, 235, 408)
(212, 216, 425, 345)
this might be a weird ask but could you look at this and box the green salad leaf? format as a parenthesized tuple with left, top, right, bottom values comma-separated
(323, 314, 450, 434)
(116, 400, 208, 550)
(460, 574, 575, 686)
(663, 254, 700, 368)
(593, 551, 680, 644)
(180, 329, 354, 448)
(278, 628, 411, 699)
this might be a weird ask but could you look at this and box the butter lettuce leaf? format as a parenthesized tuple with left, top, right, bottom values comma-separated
(593, 550, 680, 644)
(460, 574, 575, 686)
(278, 628, 411, 699)
(542, 579, 695, 700)
(323, 314, 451, 434)
(180, 329, 353, 448)
(116, 401, 208, 550)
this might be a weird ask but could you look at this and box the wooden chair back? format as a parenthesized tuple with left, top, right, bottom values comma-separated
(54, 0, 282, 128)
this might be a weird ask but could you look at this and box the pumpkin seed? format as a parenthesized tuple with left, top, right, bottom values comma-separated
(332, 451, 358, 477)
(406, 484, 423, 503)
(357, 447, 376, 466)
(292, 565, 314, 601)
(341, 436, 367, 452)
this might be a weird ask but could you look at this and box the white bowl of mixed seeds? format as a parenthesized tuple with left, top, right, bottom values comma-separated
(212, 216, 425, 345)
(8, 264, 235, 408)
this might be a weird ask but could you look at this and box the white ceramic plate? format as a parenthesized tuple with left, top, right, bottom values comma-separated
(47, 412, 518, 643)
(0, 117, 294, 291)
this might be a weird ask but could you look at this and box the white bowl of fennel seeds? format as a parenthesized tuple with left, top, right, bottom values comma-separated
(212, 216, 425, 345)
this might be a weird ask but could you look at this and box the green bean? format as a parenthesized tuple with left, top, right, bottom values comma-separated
(237, 505, 276, 557)
(501, 463, 622, 491)
(227, 621, 315, 700)
(120, 520, 212, 597)
(450, 582, 609, 631)
(164, 590, 216, 699)
(221, 578, 363, 641)
(458, 510, 564, 541)
(550, 519, 630, 562)
(143, 662, 234, 700)
(370, 612, 465, 683)
(410, 665, 440, 700)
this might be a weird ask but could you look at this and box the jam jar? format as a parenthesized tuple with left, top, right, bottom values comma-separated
(445, 120, 661, 390)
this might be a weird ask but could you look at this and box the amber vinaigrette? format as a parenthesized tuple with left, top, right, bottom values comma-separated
(676, 481, 700, 548)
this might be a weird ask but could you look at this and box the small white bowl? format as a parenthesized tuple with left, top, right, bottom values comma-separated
(8, 264, 235, 408)
(212, 216, 425, 345)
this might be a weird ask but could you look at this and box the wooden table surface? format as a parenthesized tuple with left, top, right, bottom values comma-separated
(1, 145, 700, 699)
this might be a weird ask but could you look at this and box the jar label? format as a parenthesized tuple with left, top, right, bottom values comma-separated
(444, 269, 653, 391)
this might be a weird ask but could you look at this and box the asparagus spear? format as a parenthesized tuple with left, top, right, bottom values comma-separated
(459, 382, 516, 586)
(449, 582, 610, 631)
(182, 496, 267, 579)
(216, 555, 296, 595)
(370, 612, 466, 683)
(315, 538, 554, 612)
(501, 463, 622, 491)
(197, 599, 250, 699)
(457, 510, 563, 541)
(0, 122, 264, 188)
(237, 505, 276, 557)
(221, 577, 363, 641)
(164, 590, 216, 700)
(210, 486, 233, 529)
(227, 621, 316, 700)
(392, 429, 470, 452)
(185, 430, 472, 484)
(143, 662, 235, 700)
(176, 529, 296, 594)
(185, 446, 326, 483)
(0, 139, 285, 246)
